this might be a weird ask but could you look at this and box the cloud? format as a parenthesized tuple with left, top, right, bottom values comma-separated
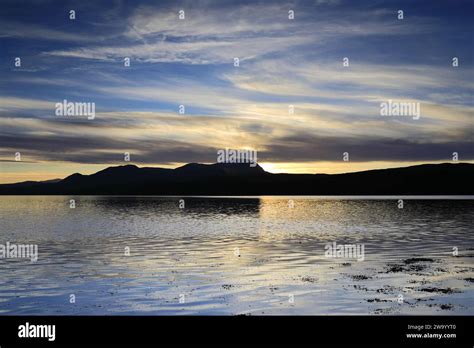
(0, 21, 104, 43)
(1, 101, 472, 166)
(42, 2, 433, 64)
(227, 58, 474, 99)
(261, 132, 474, 162)
(0, 97, 56, 111)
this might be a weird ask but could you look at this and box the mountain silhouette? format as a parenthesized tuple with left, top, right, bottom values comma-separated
(0, 162, 472, 195)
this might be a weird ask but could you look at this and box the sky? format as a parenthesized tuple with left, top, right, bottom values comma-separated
(0, 0, 473, 183)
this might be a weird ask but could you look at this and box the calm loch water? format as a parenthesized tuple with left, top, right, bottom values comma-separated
(0, 196, 472, 315)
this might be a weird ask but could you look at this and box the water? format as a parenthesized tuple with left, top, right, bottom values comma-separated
(0, 196, 472, 315)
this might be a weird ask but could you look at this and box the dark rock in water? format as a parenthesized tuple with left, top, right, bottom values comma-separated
(463, 278, 474, 283)
(427, 303, 454, 310)
(385, 258, 438, 274)
(385, 263, 428, 273)
(419, 287, 460, 294)
(351, 275, 372, 281)
(415, 298, 433, 302)
(404, 258, 435, 264)
(376, 285, 396, 294)
(440, 304, 454, 310)
(385, 264, 405, 273)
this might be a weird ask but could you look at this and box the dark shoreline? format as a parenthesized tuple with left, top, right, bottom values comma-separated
(1, 162, 473, 195)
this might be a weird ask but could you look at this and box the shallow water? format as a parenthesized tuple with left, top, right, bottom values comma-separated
(0, 196, 472, 315)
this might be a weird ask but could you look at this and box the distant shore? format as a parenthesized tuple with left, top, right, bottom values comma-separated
(1, 162, 472, 195)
